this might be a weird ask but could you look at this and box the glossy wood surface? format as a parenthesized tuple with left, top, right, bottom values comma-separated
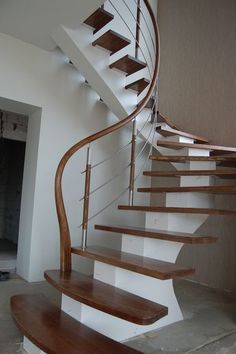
(71, 246, 194, 280)
(149, 155, 236, 163)
(118, 205, 236, 215)
(45, 270, 167, 325)
(110, 55, 147, 76)
(84, 8, 114, 34)
(125, 78, 150, 94)
(92, 29, 131, 55)
(157, 140, 236, 153)
(143, 169, 236, 178)
(11, 294, 142, 354)
(156, 126, 208, 143)
(95, 224, 217, 244)
(145, 97, 155, 109)
(137, 185, 236, 194)
(158, 113, 179, 130)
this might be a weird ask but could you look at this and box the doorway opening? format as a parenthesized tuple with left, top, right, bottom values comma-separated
(0, 110, 28, 275)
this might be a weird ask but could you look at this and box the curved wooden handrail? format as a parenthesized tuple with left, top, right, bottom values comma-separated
(55, 0, 160, 271)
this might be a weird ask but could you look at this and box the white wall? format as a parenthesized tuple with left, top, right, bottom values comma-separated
(0, 32, 150, 281)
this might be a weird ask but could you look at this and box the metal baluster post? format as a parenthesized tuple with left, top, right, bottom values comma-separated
(81, 144, 92, 250)
(129, 119, 137, 205)
(135, 0, 141, 58)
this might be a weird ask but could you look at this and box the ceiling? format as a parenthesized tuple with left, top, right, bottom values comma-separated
(0, 0, 105, 50)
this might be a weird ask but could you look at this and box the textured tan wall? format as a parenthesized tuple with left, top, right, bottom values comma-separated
(156, 0, 236, 293)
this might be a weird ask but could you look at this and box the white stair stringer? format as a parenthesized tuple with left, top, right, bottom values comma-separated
(53, 25, 159, 150)
(62, 260, 182, 342)
(53, 25, 137, 120)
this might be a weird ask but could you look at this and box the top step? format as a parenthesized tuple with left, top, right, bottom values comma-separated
(110, 55, 147, 76)
(11, 294, 142, 354)
(156, 126, 209, 143)
(157, 140, 236, 155)
(84, 8, 114, 34)
(92, 30, 131, 55)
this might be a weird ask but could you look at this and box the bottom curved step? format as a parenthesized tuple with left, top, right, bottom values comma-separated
(11, 294, 142, 354)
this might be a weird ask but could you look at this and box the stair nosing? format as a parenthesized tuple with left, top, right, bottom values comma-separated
(45, 270, 168, 325)
(143, 169, 236, 177)
(92, 29, 131, 55)
(118, 205, 236, 215)
(84, 8, 114, 34)
(11, 294, 143, 354)
(125, 78, 150, 94)
(109, 54, 147, 76)
(157, 140, 236, 154)
(71, 246, 195, 280)
(156, 126, 208, 143)
(95, 224, 218, 244)
(137, 185, 236, 194)
(149, 155, 236, 162)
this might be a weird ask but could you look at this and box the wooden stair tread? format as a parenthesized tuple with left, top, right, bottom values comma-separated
(118, 205, 236, 215)
(149, 155, 236, 164)
(143, 169, 236, 178)
(156, 126, 208, 143)
(137, 185, 236, 194)
(125, 78, 150, 95)
(110, 55, 147, 76)
(145, 96, 155, 109)
(157, 140, 236, 154)
(158, 113, 179, 130)
(71, 246, 194, 280)
(11, 294, 142, 354)
(92, 30, 131, 55)
(95, 224, 217, 244)
(84, 8, 114, 34)
(45, 270, 167, 325)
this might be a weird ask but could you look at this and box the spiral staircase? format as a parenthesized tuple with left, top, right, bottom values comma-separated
(10, 1, 236, 353)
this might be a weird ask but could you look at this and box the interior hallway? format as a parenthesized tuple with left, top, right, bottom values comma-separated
(1, 276, 235, 354)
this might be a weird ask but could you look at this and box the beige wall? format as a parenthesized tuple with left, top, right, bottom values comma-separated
(156, 0, 236, 293)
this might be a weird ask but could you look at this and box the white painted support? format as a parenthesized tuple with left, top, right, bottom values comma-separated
(62, 257, 183, 342)
(23, 337, 46, 354)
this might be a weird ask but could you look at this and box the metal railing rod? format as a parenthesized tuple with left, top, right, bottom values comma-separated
(79, 186, 130, 227)
(79, 162, 131, 201)
(81, 140, 132, 173)
(134, 116, 157, 182)
(135, 0, 141, 58)
(81, 145, 91, 249)
(121, 0, 155, 68)
(136, 119, 155, 160)
(137, 95, 157, 138)
(128, 119, 137, 205)
(133, 0, 155, 50)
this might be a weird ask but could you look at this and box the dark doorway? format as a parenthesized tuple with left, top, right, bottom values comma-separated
(0, 138, 26, 272)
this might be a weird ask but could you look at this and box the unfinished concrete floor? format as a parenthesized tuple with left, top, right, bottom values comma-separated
(0, 276, 235, 354)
